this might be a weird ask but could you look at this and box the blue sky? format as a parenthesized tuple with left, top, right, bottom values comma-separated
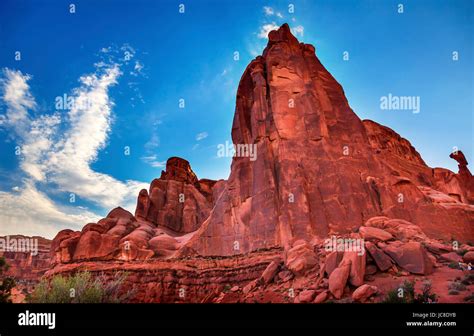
(0, 0, 472, 238)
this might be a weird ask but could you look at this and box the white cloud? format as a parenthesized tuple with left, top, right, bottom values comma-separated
(292, 25, 304, 37)
(263, 6, 283, 18)
(141, 155, 166, 168)
(0, 182, 99, 238)
(263, 6, 274, 16)
(144, 133, 160, 150)
(258, 22, 280, 39)
(131, 60, 144, 77)
(141, 132, 164, 168)
(43, 64, 148, 208)
(0, 56, 150, 237)
(0, 69, 36, 136)
(196, 131, 208, 141)
(20, 113, 61, 182)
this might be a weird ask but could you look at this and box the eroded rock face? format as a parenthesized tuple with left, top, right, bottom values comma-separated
(0, 235, 51, 281)
(180, 24, 474, 257)
(51, 158, 222, 263)
(135, 157, 220, 234)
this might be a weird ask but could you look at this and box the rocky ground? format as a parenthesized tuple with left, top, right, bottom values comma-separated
(45, 217, 473, 303)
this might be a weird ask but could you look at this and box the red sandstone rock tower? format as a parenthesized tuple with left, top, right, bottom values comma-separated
(179, 23, 474, 256)
(51, 23, 473, 268)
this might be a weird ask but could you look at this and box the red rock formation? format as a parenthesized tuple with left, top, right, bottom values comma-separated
(46, 23, 474, 303)
(135, 157, 220, 234)
(0, 235, 51, 282)
(52, 157, 223, 263)
(180, 24, 474, 257)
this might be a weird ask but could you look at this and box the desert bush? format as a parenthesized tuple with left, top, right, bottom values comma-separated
(461, 273, 474, 285)
(448, 262, 462, 270)
(414, 281, 437, 303)
(463, 293, 474, 303)
(382, 280, 414, 303)
(382, 280, 437, 303)
(29, 271, 134, 303)
(448, 281, 466, 292)
(0, 257, 15, 303)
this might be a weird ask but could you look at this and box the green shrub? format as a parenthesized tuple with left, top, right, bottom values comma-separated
(463, 293, 474, 303)
(414, 281, 437, 303)
(0, 257, 15, 303)
(448, 290, 459, 295)
(462, 274, 474, 285)
(382, 280, 414, 303)
(448, 262, 462, 270)
(382, 280, 437, 303)
(29, 271, 134, 303)
(448, 281, 466, 292)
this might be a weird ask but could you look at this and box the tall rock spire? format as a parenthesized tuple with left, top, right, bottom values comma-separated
(180, 24, 474, 256)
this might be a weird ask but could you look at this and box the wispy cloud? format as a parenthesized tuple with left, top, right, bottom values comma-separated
(0, 69, 36, 136)
(36, 64, 146, 208)
(0, 49, 149, 237)
(131, 60, 144, 77)
(196, 131, 208, 141)
(292, 25, 304, 37)
(144, 133, 160, 151)
(141, 154, 166, 168)
(141, 121, 164, 168)
(263, 6, 274, 16)
(263, 6, 283, 19)
(0, 181, 99, 238)
(258, 22, 280, 39)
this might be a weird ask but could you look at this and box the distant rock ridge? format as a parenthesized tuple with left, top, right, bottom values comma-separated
(0, 235, 51, 281)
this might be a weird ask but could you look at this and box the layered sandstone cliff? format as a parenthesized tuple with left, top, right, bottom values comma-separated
(0, 235, 51, 281)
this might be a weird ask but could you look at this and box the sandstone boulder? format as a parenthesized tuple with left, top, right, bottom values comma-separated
(342, 251, 366, 287)
(328, 259, 351, 299)
(365, 241, 393, 271)
(462, 251, 474, 263)
(313, 291, 328, 303)
(423, 240, 452, 255)
(382, 241, 433, 275)
(260, 258, 282, 284)
(324, 251, 343, 276)
(352, 284, 378, 302)
(285, 241, 318, 275)
(359, 226, 393, 241)
(297, 289, 316, 303)
(440, 252, 462, 263)
(73, 231, 120, 261)
(148, 235, 179, 258)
